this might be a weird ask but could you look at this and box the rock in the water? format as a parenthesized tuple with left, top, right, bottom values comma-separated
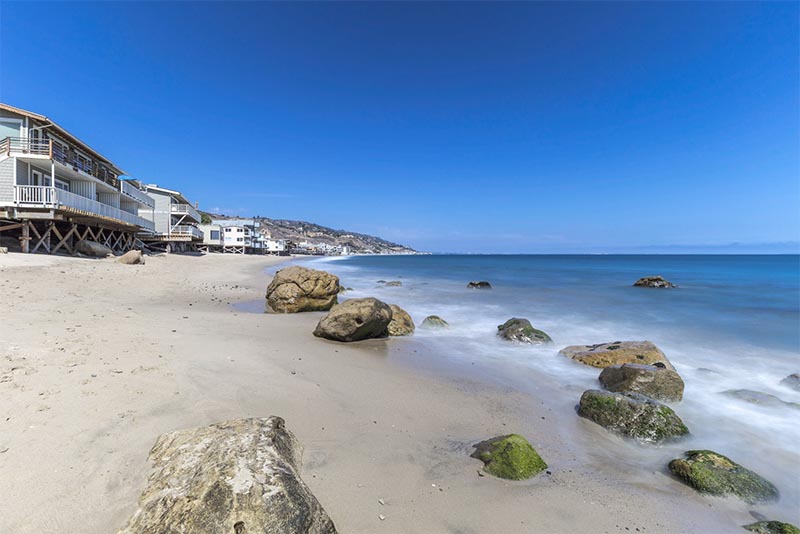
(467, 281, 492, 289)
(560, 341, 674, 370)
(118, 417, 337, 534)
(578, 389, 689, 442)
(387, 304, 415, 336)
(497, 318, 552, 344)
(76, 239, 113, 258)
(384, 281, 402, 287)
(744, 521, 800, 534)
(421, 315, 449, 328)
(780, 373, 800, 392)
(116, 250, 145, 265)
(599, 363, 684, 402)
(313, 297, 392, 342)
(721, 389, 800, 409)
(266, 266, 339, 313)
(633, 275, 676, 288)
(668, 450, 779, 504)
(471, 434, 547, 480)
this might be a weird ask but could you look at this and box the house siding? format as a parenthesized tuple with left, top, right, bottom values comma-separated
(0, 158, 15, 203)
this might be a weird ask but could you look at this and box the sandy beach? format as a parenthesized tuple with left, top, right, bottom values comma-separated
(0, 253, 770, 533)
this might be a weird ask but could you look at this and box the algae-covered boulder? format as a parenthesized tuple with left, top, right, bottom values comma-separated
(633, 275, 676, 288)
(387, 304, 415, 336)
(560, 341, 674, 370)
(267, 266, 339, 313)
(471, 434, 547, 480)
(117, 250, 145, 265)
(668, 450, 779, 504)
(780, 373, 800, 392)
(76, 239, 113, 258)
(497, 318, 552, 344)
(744, 521, 800, 534)
(467, 281, 492, 289)
(313, 297, 392, 342)
(599, 363, 684, 402)
(421, 315, 449, 328)
(118, 417, 337, 534)
(578, 389, 689, 442)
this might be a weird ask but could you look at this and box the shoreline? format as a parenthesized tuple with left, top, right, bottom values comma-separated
(0, 252, 788, 532)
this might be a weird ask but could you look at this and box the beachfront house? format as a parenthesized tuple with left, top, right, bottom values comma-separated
(139, 185, 203, 252)
(210, 217, 265, 254)
(0, 103, 156, 254)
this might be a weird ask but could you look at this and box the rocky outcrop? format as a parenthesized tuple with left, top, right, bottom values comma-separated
(313, 297, 392, 342)
(76, 239, 112, 258)
(471, 434, 547, 480)
(266, 266, 339, 313)
(721, 389, 799, 409)
(467, 281, 492, 289)
(384, 281, 402, 287)
(560, 341, 674, 370)
(578, 390, 689, 442)
(116, 250, 145, 265)
(118, 417, 337, 534)
(387, 304, 414, 336)
(599, 363, 684, 402)
(497, 318, 552, 344)
(421, 315, 449, 328)
(668, 450, 779, 504)
(633, 275, 676, 288)
(744, 521, 800, 534)
(780, 373, 800, 392)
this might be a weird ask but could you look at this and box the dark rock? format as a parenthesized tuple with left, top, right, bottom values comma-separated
(471, 434, 547, 480)
(578, 389, 689, 442)
(599, 363, 684, 402)
(721, 389, 800, 410)
(560, 341, 674, 370)
(633, 275, 676, 288)
(780, 373, 800, 392)
(744, 521, 800, 534)
(467, 281, 492, 289)
(75, 239, 113, 258)
(313, 297, 392, 342)
(118, 417, 337, 533)
(387, 304, 414, 336)
(421, 315, 449, 328)
(266, 266, 339, 313)
(668, 450, 779, 504)
(497, 318, 551, 344)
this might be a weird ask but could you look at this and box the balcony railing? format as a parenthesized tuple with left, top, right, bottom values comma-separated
(0, 137, 52, 157)
(13, 185, 155, 232)
(170, 225, 203, 239)
(121, 180, 155, 208)
(171, 203, 201, 223)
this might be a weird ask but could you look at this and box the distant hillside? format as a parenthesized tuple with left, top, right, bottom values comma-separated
(202, 212, 417, 254)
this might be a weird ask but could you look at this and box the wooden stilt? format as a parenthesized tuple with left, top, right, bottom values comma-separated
(21, 220, 30, 253)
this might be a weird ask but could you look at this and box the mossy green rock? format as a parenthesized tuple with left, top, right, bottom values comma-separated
(421, 315, 449, 328)
(497, 318, 552, 344)
(744, 521, 800, 534)
(668, 450, 779, 504)
(578, 390, 689, 442)
(471, 434, 547, 480)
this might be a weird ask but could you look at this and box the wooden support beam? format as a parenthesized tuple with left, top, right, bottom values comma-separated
(0, 222, 25, 233)
(21, 221, 30, 253)
(52, 223, 77, 255)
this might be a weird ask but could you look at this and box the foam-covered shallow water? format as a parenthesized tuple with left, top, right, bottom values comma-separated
(279, 254, 800, 518)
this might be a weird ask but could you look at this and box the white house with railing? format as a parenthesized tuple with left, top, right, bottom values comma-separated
(138, 185, 203, 252)
(0, 103, 155, 254)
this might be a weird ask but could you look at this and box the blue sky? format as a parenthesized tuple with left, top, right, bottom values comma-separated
(1, 2, 797, 253)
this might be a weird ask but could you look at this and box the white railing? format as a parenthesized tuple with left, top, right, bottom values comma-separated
(171, 203, 201, 223)
(171, 225, 203, 239)
(121, 181, 155, 208)
(1, 137, 52, 157)
(13, 185, 155, 232)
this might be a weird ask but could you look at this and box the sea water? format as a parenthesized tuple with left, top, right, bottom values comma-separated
(288, 254, 800, 517)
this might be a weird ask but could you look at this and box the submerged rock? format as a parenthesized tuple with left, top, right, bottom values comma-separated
(721, 389, 800, 410)
(780, 373, 800, 392)
(421, 315, 449, 328)
(116, 250, 145, 265)
(76, 239, 112, 258)
(560, 341, 674, 370)
(313, 297, 392, 342)
(578, 389, 689, 442)
(266, 266, 339, 313)
(668, 450, 779, 504)
(744, 521, 800, 534)
(497, 318, 552, 344)
(467, 281, 492, 289)
(471, 434, 547, 480)
(384, 281, 402, 287)
(118, 417, 337, 534)
(387, 304, 415, 336)
(599, 363, 684, 402)
(633, 275, 676, 288)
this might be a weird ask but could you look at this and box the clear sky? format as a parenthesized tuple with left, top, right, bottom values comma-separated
(1, 2, 797, 253)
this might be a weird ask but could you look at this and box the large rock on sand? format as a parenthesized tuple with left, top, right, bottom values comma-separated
(116, 250, 145, 265)
(599, 363, 684, 402)
(633, 275, 676, 288)
(578, 389, 689, 442)
(267, 266, 339, 313)
(76, 239, 112, 258)
(497, 318, 552, 344)
(313, 297, 392, 342)
(118, 417, 337, 534)
(560, 341, 673, 370)
(387, 304, 415, 336)
(471, 434, 547, 480)
(668, 450, 779, 504)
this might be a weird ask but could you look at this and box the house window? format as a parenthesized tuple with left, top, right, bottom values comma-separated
(210, 230, 220, 240)
(225, 228, 232, 232)
(237, 237, 243, 242)
(55, 178, 70, 192)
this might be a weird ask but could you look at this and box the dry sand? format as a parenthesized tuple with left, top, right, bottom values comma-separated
(0, 253, 755, 533)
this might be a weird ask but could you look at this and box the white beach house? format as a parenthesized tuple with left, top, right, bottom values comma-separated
(139, 185, 203, 252)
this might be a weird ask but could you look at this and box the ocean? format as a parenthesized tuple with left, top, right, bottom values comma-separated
(287, 254, 800, 517)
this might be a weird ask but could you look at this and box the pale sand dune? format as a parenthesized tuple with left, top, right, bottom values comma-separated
(0, 253, 747, 533)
